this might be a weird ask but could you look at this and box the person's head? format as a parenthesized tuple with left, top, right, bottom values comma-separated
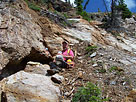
(62, 41, 69, 50)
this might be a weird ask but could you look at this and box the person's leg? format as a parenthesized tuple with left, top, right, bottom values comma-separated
(48, 61, 61, 75)
(51, 60, 67, 68)
(49, 62, 58, 69)
(61, 61, 68, 68)
(47, 68, 59, 75)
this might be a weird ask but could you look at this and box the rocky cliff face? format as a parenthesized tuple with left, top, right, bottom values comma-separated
(0, 0, 53, 72)
(0, 1, 65, 101)
(0, 0, 136, 102)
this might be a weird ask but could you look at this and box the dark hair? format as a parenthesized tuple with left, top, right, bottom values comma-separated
(62, 41, 68, 44)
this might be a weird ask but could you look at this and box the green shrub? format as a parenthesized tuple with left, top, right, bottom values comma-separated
(72, 82, 106, 102)
(63, 13, 69, 19)
(80, 11, 91, 21)
(24, 0, 29, 4)
(24, 0, 41, 11)
(97, 69, 106, 73)
(98, 8, 101, 12)
(109, 66, 118, 72)
(75, 0, 84, 14)
(54, 10, 59, 14)
(86, 45, 97, 53)
(115, 0, 132, 19)
(29, 3, 41, 11)
(109, 66, 124, 75)
(41, 0, 48, 3)
(85, 45, 97, 56)
(55, 32, 61, 35)
(75, 0, 90, 21)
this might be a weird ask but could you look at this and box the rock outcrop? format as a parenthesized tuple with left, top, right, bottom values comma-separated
(0, 0, 53, 71)
(24, 61, 50, 75)
(0, 71, 60, 102)
(62, 19, 110, 45)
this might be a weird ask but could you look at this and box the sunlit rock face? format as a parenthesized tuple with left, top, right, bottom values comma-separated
(0, 0, 52, 70)
(0, 71, 60, 102)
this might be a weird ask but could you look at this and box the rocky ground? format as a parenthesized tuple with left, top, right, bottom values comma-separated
(55, 42, 136, 102)
(0, 0, 136, 102)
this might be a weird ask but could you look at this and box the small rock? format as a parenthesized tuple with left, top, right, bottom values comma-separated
(102, 46, 106, 49)
(122, 82, 126, 85)
(125, 89, 136, 102)
(116, 67, 124, 72)
(110, 81, 116, 85)
(102, 64, 108, 71)
(116, 36, 122, 40)
(51, 74, 64, 84)
(27, 61, 41, 65)
(64, 92, 70, 96)
(89, 73, 92, 75)
(104, 79, 109, 85)
(92, 63, 98, 67)
(62, 69, 66, 72)
(65, 78, 68, 81)
(79, 60, 83, 63)
(101, 32, 106, 36)
(99, 53, 104, 56)
(109, 57, 112, 61)
(78, 56, 82, 60)
(77, 53, 81, 56)
(78, 71, 83, 79)
(90, 52, 97, 58)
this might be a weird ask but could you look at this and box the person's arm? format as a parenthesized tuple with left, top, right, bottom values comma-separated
(63, 55, 73, 59)
(63, 50, 74, 60)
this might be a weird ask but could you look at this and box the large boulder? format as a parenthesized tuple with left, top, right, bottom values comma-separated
(0, 71, 60, 102)
(24, 61, 50, 75)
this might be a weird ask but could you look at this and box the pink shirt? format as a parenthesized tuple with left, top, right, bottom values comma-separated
(62, 49, 74, 61)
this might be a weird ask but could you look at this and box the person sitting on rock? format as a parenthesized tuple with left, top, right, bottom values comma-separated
(47, 41, 75, 75)
(61, 41, 75, 68)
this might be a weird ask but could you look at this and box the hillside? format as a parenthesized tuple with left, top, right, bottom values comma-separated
(0, 0, 136, 102)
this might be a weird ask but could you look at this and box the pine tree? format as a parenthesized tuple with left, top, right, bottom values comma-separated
(74, 0, 83, 14)
(98, 8, 101, 12)
(83, 0, 90, 10)
(74, 0, 90, 21)
(116, 0, 132, 19)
